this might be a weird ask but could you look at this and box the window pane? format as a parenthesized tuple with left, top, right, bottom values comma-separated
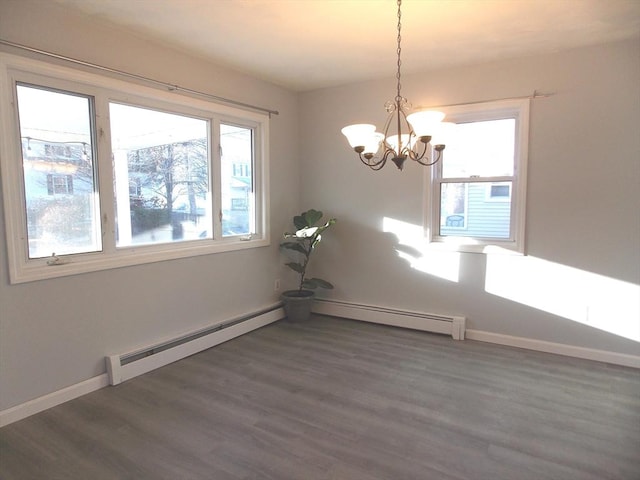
(442, 119, 515, 178)
(220, 124, 254, 236)
(109, 103, 211, 247)
(490, 184, 510, 198)
(440, 182, 512, 239)
(16, 84, 101, 258)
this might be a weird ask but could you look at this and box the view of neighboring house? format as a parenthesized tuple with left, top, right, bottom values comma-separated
(21, 136, 99, 258)
(19, 112, 254, 258)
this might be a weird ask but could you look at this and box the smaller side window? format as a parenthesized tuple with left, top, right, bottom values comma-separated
(220, 123, 255, 237)
(427, 98, 529, 253)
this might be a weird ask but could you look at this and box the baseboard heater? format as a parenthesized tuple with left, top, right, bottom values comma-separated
(312, 299, 466, 340)
(106, 304, 285, 385)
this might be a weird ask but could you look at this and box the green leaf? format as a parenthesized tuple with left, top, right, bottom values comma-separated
(303, 278, 334, 289)
(303, 209, 323, 226)
(285, 262, 305, 273)
(280, 242, 307, 255)
(293, 215, 307, 230)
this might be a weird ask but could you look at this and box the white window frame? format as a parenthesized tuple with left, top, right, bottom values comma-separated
(424, 98, 529, 254)
(0, 53, 270, 283)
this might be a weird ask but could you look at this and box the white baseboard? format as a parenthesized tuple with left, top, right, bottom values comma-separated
(465, 329, 640, 369)
(1, 304, 286, 427)
(107, 306, 284, 385)
(313, 299, 466, 340)
(0, 374, 110, 428)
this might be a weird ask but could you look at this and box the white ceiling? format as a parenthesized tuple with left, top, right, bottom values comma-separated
(53, 0, 640, 92)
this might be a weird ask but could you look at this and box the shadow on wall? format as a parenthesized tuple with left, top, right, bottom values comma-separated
(383, 216, 640, 342)
(310, 213, 455, 303)
(383, 216, 461, 283)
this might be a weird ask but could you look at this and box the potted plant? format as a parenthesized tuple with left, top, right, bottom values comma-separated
(280, 209, 336, 321)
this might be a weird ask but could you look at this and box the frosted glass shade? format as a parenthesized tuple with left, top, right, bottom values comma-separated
(363, 132, 384, 155)
(341, 124, 376, 149)
(386, 133, 414, 152)
(406, 110, 445, 138)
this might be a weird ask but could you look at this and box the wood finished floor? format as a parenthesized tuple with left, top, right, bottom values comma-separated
(1, 315, 639, 480)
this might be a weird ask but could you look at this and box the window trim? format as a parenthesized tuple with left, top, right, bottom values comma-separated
(424, 98, 529, 254)
(0, 53, 270, 284)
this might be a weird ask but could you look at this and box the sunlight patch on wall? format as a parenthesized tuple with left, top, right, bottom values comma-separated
(382, 217, 460, 282)
(485, 254, 640, 341)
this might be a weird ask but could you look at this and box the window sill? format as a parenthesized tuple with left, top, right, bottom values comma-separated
(8, 236, 269, 284)
(427, 237, 525, 255)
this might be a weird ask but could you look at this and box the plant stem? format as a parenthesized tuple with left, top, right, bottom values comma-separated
(298, 236, 315, 292)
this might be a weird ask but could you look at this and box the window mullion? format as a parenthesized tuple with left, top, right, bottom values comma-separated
(211, 119, 223, 239)
(94, 94, 117, 253)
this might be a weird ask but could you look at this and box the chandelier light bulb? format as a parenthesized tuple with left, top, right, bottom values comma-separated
(385, 133, 414, 153)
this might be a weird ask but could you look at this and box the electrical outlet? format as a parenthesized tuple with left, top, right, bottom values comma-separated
(274, 279, 281, 292)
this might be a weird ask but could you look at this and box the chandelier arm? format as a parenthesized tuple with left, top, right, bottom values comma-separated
(406, 137, 429, 161)
(413, 147, 444, 167)
(358, 152, 386, 169)
(369, 160, 387, 171)
(382, 147, 397, 163)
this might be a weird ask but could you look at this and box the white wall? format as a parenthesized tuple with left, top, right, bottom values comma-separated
(0, 0, 300, 410)
(1, 0, 639, 413)
(299, 39, 640, 356)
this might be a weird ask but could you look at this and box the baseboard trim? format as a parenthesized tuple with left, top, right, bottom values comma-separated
(0, 374, 110, 428)
(1, 304, 286, 427)
(313, 299, 466, 340)
(465, 329, 640, 369)
(107, 306, 285, 385)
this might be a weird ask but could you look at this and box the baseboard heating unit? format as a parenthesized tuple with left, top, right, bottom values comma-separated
(312, 299, 466, 340)
(106, 304, 284, 385)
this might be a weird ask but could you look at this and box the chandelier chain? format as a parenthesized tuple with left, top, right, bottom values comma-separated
(395, 0, 402, 102)
(341, 0, 447, 171)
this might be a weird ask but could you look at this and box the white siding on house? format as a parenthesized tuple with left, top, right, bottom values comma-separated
(440, 183, 511, 238)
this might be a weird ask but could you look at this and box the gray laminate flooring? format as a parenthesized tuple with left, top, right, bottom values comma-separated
(1, 315, 639, 479)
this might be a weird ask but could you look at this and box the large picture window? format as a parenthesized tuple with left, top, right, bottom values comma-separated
(0, 54, 269, 283)
(426, 98, 529, 253)
(109, 102, 211, 247)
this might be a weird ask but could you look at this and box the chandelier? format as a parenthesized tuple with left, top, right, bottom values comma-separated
(341, 0, 452, 171)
